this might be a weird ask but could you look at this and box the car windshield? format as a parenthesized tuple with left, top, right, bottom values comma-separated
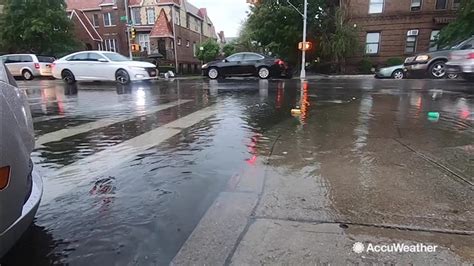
(6, 1, 473, 265)
(102, 53, 130, 62)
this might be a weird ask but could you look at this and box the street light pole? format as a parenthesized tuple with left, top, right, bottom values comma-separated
(124, 0, 133, 59)
(300, 0, 307, 80)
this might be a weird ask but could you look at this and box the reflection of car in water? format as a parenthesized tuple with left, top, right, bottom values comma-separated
(201, 52, 292, 80)
(446, 49, 474, 81)
(374, 65, 405, 79)
(403, 37, 474, 79)
(0, 63, 43, 257)
(51, 51, 158, 85)
(0, 54, 54, 80)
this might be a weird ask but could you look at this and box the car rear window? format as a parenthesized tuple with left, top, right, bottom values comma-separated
(37, 56, 55, 63)
(20, 55, 33, 62)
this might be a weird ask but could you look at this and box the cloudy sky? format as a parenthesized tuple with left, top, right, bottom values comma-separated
(189, 0, 250, 37)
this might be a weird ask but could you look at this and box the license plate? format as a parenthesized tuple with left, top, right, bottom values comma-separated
(46, 64, 50, 68)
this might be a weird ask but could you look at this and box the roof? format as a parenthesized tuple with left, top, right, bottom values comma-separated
(66, 0, 103, 10)
(150, 9, 174, 38)
(71, 9, 102, 41)
(185, 1, 202, 18)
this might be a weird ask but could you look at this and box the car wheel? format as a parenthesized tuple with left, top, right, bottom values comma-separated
(22, 70, 34, 80)
(208, 68, 219, 79)
(429, 61, 447, 79)
(447, 73, 458, 79)
(116, 69, 130, 85)
(391, 69, 405, 79)
(258, 67, 270, 79)
(61, 70, 76, 84)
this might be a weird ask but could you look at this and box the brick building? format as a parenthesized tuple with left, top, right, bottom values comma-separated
(66, 0, 216, 74)
(345, 0, 460, 66)
(127, 0, 216, 74)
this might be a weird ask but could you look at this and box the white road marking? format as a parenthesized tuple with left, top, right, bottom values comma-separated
(38, 105, 218, 204)
(35, 99, 192, 146)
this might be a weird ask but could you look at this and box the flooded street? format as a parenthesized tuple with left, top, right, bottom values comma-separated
(1, 78, 473, 265)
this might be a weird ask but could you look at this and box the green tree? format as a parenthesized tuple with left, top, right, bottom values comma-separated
(197, 38, 220, 63)
(222, 43, 236, 57)
(0, 0, 77, 55)
(438, 0, 474, 47)
(319, 8, 359, 73)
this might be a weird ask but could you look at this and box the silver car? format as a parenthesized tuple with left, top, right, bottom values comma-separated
(446, 49, 474, 81)
(0, 63, 43, 257)
(0, 54, 54, 80)
(374, 64, 405, 79)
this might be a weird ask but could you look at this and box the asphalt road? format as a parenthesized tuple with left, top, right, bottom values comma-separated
(1, 78, 473, 265)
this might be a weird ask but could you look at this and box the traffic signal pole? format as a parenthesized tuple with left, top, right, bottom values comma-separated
(124, 0, 133, 59)
(300, 0, 307, 80)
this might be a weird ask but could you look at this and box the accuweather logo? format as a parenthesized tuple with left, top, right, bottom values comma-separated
(352, 242, 438, 253)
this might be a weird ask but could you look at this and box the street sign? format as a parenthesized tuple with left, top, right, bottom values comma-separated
(120, 16, 127, 22)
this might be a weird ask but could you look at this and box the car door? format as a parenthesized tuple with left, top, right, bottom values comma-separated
(85, 52, 109, 80)
(67, 52, 90, 79)
(4, 55, 21, 76)
(241, 53, 265, 75)
(220, 53, 245, 76)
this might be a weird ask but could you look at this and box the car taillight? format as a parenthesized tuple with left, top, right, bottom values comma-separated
(275, 59, 285, 65)
(0, 165, 10, 190)
(51, 63, 55, 68)
(467, 53, 474, 59)
(34, 63, 40, 69)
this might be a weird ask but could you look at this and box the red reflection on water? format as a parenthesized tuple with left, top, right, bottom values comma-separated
(276, 82, 284, 109)
(299, 81, 310, 124)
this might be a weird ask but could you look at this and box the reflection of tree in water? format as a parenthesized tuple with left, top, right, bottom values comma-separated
(1, 224, 69, 266)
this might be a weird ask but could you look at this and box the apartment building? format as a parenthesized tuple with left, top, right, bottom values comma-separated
(345, 0, 460, 65)
(66, 0, 216, 74)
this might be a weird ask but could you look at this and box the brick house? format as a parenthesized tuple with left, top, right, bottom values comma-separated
(344, 0, 460, 66)
(66, 0, 130, 55)
(127, 0, 217, 74)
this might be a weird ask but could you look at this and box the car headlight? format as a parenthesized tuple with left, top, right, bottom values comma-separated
(202, 64, 208, 69)
(130, 66, 146, 71)
(415, 55, 429, 62)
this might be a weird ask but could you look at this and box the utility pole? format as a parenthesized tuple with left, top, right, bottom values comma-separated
(300, 0, 307, 80)
(124, 0, 133, 59)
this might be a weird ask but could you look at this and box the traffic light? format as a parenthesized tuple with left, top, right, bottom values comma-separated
(131, 27, 136, 40)
(131, 44, 140, 52)
(298, 41, 312, 51)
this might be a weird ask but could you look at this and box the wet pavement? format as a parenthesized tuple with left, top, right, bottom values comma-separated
(1, 78, 473, 265)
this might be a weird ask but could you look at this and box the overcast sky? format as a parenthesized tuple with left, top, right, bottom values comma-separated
(189, 0, 249, 37)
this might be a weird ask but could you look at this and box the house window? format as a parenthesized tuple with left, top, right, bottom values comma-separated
(138, 34, 150, 54)
(132, 8, 141, 25)
(92, 14, 100, 27)
(452, 0, 461, 9)
(194, 18, 199, 32)
(429, 30, 440, 51)
(193, 42, 197, 57)
(186, 40, 190, 47)
(147, 8, 155, 24)
(171, 40, 174, 50)
(174, 8, 181, 25)
(410, 0, 422, 11)
(186, 14, 190, 28)
(365, 32, 380, 54)
(103, 12, 114, 27)
(369, 0, 383, 14)
(405, 30, 419, 53)
(177, 38, 182, 46)
(105, 39, 117, 52)
(435, 0, 447, 9)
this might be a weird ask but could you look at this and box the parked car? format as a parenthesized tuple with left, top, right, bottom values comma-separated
(52, 51, 158, 85)
(0, 63, 43, 257)
(0, 54, 54, 80)
(375, 64, 405, 79)
(201, 52, 292, 79)
(446, 49, 474, 81)
(403, 37, 474, 79)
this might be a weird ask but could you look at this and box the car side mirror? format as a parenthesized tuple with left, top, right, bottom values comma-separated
(98, 58, 107, 62)
(222, 59, 228, 63)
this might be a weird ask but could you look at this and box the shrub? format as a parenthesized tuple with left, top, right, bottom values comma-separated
(386, 57, 404, 66)
(358, 58, 374, 74)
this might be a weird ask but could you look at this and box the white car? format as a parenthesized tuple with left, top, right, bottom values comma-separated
(0, 63, 43, 257)
(52, 51, 158, 85)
